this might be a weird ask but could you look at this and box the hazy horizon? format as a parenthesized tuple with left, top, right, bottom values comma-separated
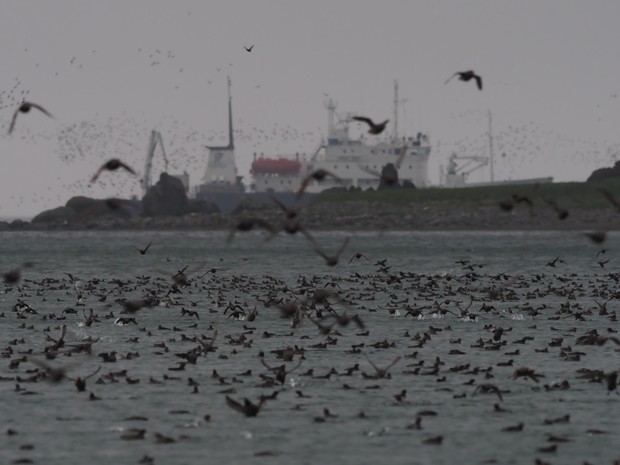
(2, 0, 620, 218)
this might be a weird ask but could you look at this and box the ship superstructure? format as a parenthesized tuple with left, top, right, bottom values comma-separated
(250, 81, 431, 193)
(193, 79, 431, 212)
(194, 77, 245, 199)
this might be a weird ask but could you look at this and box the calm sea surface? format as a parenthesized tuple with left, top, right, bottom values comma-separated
(0, 230, 618, 465)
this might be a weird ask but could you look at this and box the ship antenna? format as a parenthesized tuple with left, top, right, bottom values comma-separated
(227, 76, 234, 150)
(488, 110, 494, 182)
(393, 79, 398, 140)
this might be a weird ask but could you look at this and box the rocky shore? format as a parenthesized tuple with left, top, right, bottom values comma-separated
(9, 173, 620, 232)
(3, 198, 618, 232)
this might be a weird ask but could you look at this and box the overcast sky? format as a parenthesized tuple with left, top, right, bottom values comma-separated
(1, 0, 620, 218)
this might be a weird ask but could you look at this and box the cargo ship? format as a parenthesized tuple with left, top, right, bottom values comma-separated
(193, 79, 431, 212)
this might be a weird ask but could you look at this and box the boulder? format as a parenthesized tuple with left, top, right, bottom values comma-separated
(231, 195, 270, 214)
(66, 196, 100, 214)
(587, 161, 620, 182)
(142, 173, 189, 217)
(378, 163, 400, 189)
(10, 220, 30, 230)
(31, 206, 76, 224)
(67, 196, 133, 220)
(187, 199, 220, 214)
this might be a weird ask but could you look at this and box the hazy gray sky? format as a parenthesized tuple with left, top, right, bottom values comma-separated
(1, 0, 620, 217)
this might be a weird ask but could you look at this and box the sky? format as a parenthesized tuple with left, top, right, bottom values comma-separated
(1, 0, 620, 218)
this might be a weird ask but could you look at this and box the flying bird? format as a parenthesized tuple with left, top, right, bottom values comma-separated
(225, 395, 267, 417)
(584, 231, 607, 244)
(598, 188, 620, 213)
(227, 218, 276, 243)
(136, 241, 152, 255)
(445, 70, 483, 90)
(352, 116, 389, 135)
(543, 197, 569, 220)
(90, 159, 137, 183)
(364, 354, 402, 379)
(9, 101, 53, 134)
(308, 237, 351, 267)
(295, 169, 342, 199)
(348, 252, 370, 264)
(244, 45, 254, 52)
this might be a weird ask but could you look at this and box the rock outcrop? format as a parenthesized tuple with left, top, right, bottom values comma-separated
(142, 173, 189, 217)
(31, 206, 76, 224)
(32, 196, 137, 223)
(587, 161, 620, 182)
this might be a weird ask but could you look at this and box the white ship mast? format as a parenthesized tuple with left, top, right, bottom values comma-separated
(202, 76, 237, 184)
(393, 80, 399, 140)
(488, 110, 495, 183)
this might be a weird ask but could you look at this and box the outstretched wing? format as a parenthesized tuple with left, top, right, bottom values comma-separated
(295, 174, 313, 200)
(364, 354, 382, 375)
(118, 161, 137, 175)
(225, 396, 246, 415)
(90, 165, 106, 183)
(474, 74, 483, 90)
(444, 72, 458, 85)
(352, 116, 374, 127)
(383, 355, 402, 373)
(395, 145, 408, 169)
(83, 366, 102, 380)
(357, 164, 381, 179)
(30, 103, 53, 118)
(8, 107, 20, 134)
(334, 237, 351, 260)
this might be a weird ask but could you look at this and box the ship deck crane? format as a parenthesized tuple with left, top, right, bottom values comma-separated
(143, 130, 169, 195)
(447, 153, 489, 179)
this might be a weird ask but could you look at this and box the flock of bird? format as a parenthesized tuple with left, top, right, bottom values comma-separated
(2, 44, 619, 465)
(1, 232, 619, 464)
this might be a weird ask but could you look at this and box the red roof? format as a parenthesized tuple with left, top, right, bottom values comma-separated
(251, 158, 301, 175)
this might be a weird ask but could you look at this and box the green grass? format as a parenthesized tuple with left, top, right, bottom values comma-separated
(316, 178, 620, 209)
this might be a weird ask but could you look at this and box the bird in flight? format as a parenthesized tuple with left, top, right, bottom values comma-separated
(598, 188, 620, 213)
(309, 237, 350, 267)
(8, 101, 53, 134)
(352, 116, 389, 135)
(445, 70, 483, 90)
(227, 218, 276, 243)
(244, 45, 254, 52)
(225, 395, 267, 417)
(136, 241, 152, 255)
(296, 169, 342, 199)
(90, 159, 137, 183)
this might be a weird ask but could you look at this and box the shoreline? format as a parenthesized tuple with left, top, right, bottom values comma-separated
(2, 201, 618, 233)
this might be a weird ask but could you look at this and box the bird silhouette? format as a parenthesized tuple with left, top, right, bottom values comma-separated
(308, 237, 350, 267)
(136, 241, 152, 255)
(8, 101, 53, 134)
(445, 70, 483, 90)
(364, 354, 401, 379)
(90, 159, 136, 183)
(244, 45, 254, 52)
(352, 116, 389, 135)
(295, 169, 342, 199)
(598, 188, 620, 213)
(225, 395, 267, 417)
